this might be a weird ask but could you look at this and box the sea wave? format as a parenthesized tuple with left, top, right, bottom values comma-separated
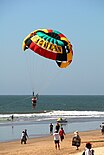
(0, 110, 104, 122)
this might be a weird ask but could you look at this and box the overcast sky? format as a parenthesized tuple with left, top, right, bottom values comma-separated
(0, 0, 104, 95)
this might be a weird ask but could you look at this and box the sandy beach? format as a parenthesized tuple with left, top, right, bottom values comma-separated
(0, 130, 104, 155)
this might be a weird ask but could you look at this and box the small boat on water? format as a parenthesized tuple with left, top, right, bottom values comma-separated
(57, 118, 67, 123)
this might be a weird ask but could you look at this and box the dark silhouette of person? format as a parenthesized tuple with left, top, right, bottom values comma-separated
(50, 123, 53, 135)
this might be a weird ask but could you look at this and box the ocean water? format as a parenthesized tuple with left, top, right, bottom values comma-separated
(0, 95, 104, 120)
(0, 95, 104, 142)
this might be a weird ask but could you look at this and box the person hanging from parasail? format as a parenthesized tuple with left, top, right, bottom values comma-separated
(32, 92, 38, 108)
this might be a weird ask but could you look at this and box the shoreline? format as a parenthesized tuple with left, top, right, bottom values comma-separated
(0, 130, 104, 155)
(0, 118, 103, 142)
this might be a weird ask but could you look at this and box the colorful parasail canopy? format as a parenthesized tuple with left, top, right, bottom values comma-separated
(22, 29, 73, 68)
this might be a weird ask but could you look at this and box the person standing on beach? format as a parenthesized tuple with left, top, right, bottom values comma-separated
(72, 131, 81, 150)
(53, 130, 60, 150)
(55, 122, 60, 132)
(21, 131, 26, 144)
(24, 129, 29, 139)
(100, 123, 104, 135)
(82, 142, 94, 155)
(50, 123, 53, 135)
(11, 115, 14, 121)
(59, 127, 65, 141)
(21, 129, 28, 144)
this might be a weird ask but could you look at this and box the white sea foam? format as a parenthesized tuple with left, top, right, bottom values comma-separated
(0, 110, 104, 122)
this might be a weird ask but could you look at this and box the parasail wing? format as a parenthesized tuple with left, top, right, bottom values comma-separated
(22, 29, 73, 68)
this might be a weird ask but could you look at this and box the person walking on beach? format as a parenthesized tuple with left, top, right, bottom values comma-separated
(50, 123, 53, 135)
(72, 131, 81, 150)
(53, 130, 60, 150)
(82, 142, 94, 155)
(21, 129, 28, 144)
(59, 127, 65, 141)
(24, 129, 29, 139)
(55, 122, 60, 132)
(100, 123, 104, 135)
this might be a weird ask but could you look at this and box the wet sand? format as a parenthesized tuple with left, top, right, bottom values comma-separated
(0, 130, 104, 155)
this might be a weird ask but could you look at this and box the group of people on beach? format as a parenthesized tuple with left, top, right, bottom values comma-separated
(50, 122, 66, 149)
(20, 123, 94, 155)
(50, 122, 94, 154)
